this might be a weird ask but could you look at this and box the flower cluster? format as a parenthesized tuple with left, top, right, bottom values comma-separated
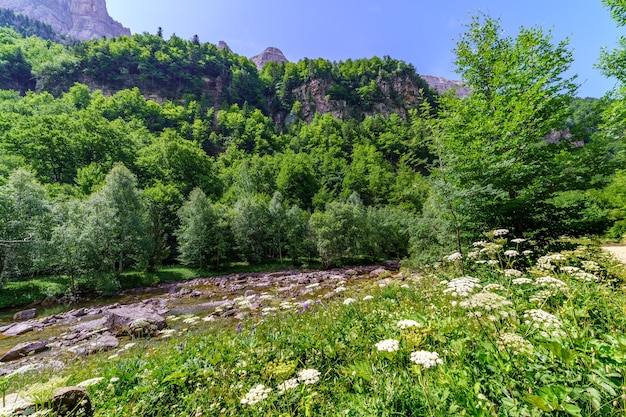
(410, 350, 443, 368)
(459, 291, 512, 312)
(447, 252, 463, 261)
(240, 384, 272, 405)
(582, 260, 601, 272)
(504, 250, 519, 257)
(343, 298, 356, 305)
(297, 368, 321, 385)
(493, 229, 509, 237)
(512, 277, 533, 285)
(482, 283, 506, 292)
(375, 339, 400, 353)
(503, 269, 524, 277)
(442, 276, 482, 298)
(397, 319, 421, 330)
(497, 333, 534, 355)
(277, 378, 299, 394)
(511, 238, 527, 244)
(523, 309, 564, 338)
(536, 253, 567, 270)
(534, 276, 568, 291)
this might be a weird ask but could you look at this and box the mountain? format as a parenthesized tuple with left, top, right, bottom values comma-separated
(0, 0, 130, 40)
(251, 47, 288, 71)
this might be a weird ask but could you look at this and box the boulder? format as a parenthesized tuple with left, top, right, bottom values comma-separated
(369, 268, 388, 278)
(3, 322, 34, 337)
(41, 295, 59, 307)
(13, 308, 37, 322)
(0, 340, 48, 362)
(382, 260, 402, 270)
(106, 307, 167, 336)
(71, 334, 118, 356)
(50, 386, 92, 416)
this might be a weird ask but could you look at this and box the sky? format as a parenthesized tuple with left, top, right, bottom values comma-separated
(105, 0, 623, 98)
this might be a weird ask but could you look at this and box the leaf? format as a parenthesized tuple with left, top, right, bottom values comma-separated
(562, 403, 583, 417)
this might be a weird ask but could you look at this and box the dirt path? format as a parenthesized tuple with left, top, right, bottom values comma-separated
(602, 245, 626, 264)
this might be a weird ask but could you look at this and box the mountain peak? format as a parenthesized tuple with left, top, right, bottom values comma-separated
(251, 47, 288, 70)
(217, 41, 232, 53)
(0, 0, 130, 40)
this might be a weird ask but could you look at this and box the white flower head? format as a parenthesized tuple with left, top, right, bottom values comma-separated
(277, 378, 299, 394)
(297, 368, 321, 385)
(447, 252, 463, 261)
(343, 298, 356, 305)
(375, 339, 400, 353)
(410, 350, 443, 368)
(240, 384, 272, 405)
(504, 250, 519, 257)
(397, 319, 421, 330)
(511, 238, 527, 244)
(493, 229, 509, 237)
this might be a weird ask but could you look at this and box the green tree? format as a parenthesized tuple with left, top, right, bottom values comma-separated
(436, 14, 582, 237)
(231, 194, 271, 264)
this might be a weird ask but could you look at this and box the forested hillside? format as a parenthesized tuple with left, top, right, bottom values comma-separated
(0, 11, 623, 294)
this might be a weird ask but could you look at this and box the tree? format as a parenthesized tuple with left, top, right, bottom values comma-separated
(176, 188, 231, 269)
(436, 14, 582, 237)
(231, 194, 271, 264)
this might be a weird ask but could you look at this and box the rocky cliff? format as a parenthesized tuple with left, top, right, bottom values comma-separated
(0, 0, 130, 40)
(251, 47, 288, 70)
(420, 75, 468, 97)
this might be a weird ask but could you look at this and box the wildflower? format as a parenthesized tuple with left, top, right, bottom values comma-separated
(524, 309, 564, 338)
(503, 269, 523, 277)
(110, 377, 120, 383)
(504, 250, 519, 257)
(536, 253, 567, 270)
(343, 298, 356, 305)
(482, 283, 505, 292)
(534, 276, 568, 291)
(560, 266, 581, 273)
(363, 295, 374, 301)
(183, 316, 200, 324)
(240, 384, 272, 405)
(297, 369, 321, 385)
(522, 250, 533, 255)
(511, 238, 527, 244)
(77, 377, 104, 388)
(572, 270, 600, 282)
(486, 260, 499, 265)
(442, 276, 481, 298)
(447, 252, 463, 261)
(493, 229, 509, 237)
(512, 277, 533, 285)
(497, 333, 534, 355)
(467, 251, 479, 259)
(375, 339, 400, 353)
(459, 292, 512, 312)
(473, 240, 487, 247)
(409, 351, 443, 368)
(582, 261, 601, 272)
(397, 319, 421, 329)
(530, 289, 554, 303)
(277, 378, 299, 394)
(202, 316, 215, 322)
(334, 286, 347, 293)
(305, 283, 320, 289)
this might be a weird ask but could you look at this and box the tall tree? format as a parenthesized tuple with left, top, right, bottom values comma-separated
(436, 14, 581, 237)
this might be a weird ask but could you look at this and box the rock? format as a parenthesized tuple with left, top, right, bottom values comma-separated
(200, 300, 231, 310)
(0, 0, 131, 41)
(244, 290, 256, 297)
(0, 340, 48, 362)
(345, 269, 358, 276)
(13, 308, 37, 322)
(4, 322, 34, 336)
(369, 268, 388, 278)
(420, 75, 469, 97)
(251, 47, 288, 70)
(106, 307, 167, 336)
(71, 334, 118, 356)
(382, 260, 401, 270)
(41, 295, 58, 307)
(50, 386, 92, 416)
(217, 41, 232, 52)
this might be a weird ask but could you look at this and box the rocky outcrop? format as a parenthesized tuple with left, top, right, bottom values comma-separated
(0, 0, 131, 40)
(217, 41, 232, 53)
(420, 74, 469, 97)
(251, 47, 288, 70)
(0, 340, 49, 362)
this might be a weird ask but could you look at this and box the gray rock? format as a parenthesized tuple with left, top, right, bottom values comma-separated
(244, 290, 257, 297)
(41, 295, 58, 307)
(369, 268, 388, 278)
(106, 306, 167, 336)
(4, 322, 34, 336)
(72, 334, 118, 356)
(50, 386, 92, 416)
(0, 340, 48, 362)
(251, 47, 288, 70)
(13, 308, 37, 322)
(382, 260, 401, 270)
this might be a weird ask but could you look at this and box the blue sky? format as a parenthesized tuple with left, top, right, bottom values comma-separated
(106, 0, 622, 98)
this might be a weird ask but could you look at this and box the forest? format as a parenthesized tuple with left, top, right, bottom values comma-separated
(0, 4, 624, 296)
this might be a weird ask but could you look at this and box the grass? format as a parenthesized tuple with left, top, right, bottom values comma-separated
(4, 233, 626, 416)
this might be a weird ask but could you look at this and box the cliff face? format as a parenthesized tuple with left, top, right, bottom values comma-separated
(0, 0, 130, 40)
(251, 47, 288, 71)
(420, 75, 469, 97)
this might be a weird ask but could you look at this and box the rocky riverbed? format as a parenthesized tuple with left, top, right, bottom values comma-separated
(0, 264, 401, 377)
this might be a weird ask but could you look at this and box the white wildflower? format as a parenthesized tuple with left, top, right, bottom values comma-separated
(572, 270, 600, 282)
(277, 378, 299, 394)
(240, 384, 272, 405)
(522, 250, 533, 255)
(363, 295, 374, 301)
(334, 286, 347, 293)
(343, 298, 356, 305)
(375, 339, 400, 353)
(512, 277, 533, 285)
(524, 309, 564, 338)
(459, 292, 512, 312)
(493, 229, 509, 237)
(77, 377, 104, 388)
(182, 316, 200, 324)
(397, 319, 421, 330)
(498, 333, 534, 355)
(467, 251, 480, 259)
(534, 276, 568, 291)
(503, 269, 523, 277)
(442, 276, 481, 298)
(482, 283, 505, 292)
(297, 369, 321, 385)
(560, 266, 581, 273)
(473, 241, 487, 247)
(487, 260, 499, 265)
(504, 250, 519, 257)
(447, 252, 463, 261)
(582, 261, 601, 272)
(305, 283, 320, 289)
(202, 316, 216, 322)
(536, 253, 567, 270)
(409, 351, 443, 368)
(511, 238, 527, 244)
